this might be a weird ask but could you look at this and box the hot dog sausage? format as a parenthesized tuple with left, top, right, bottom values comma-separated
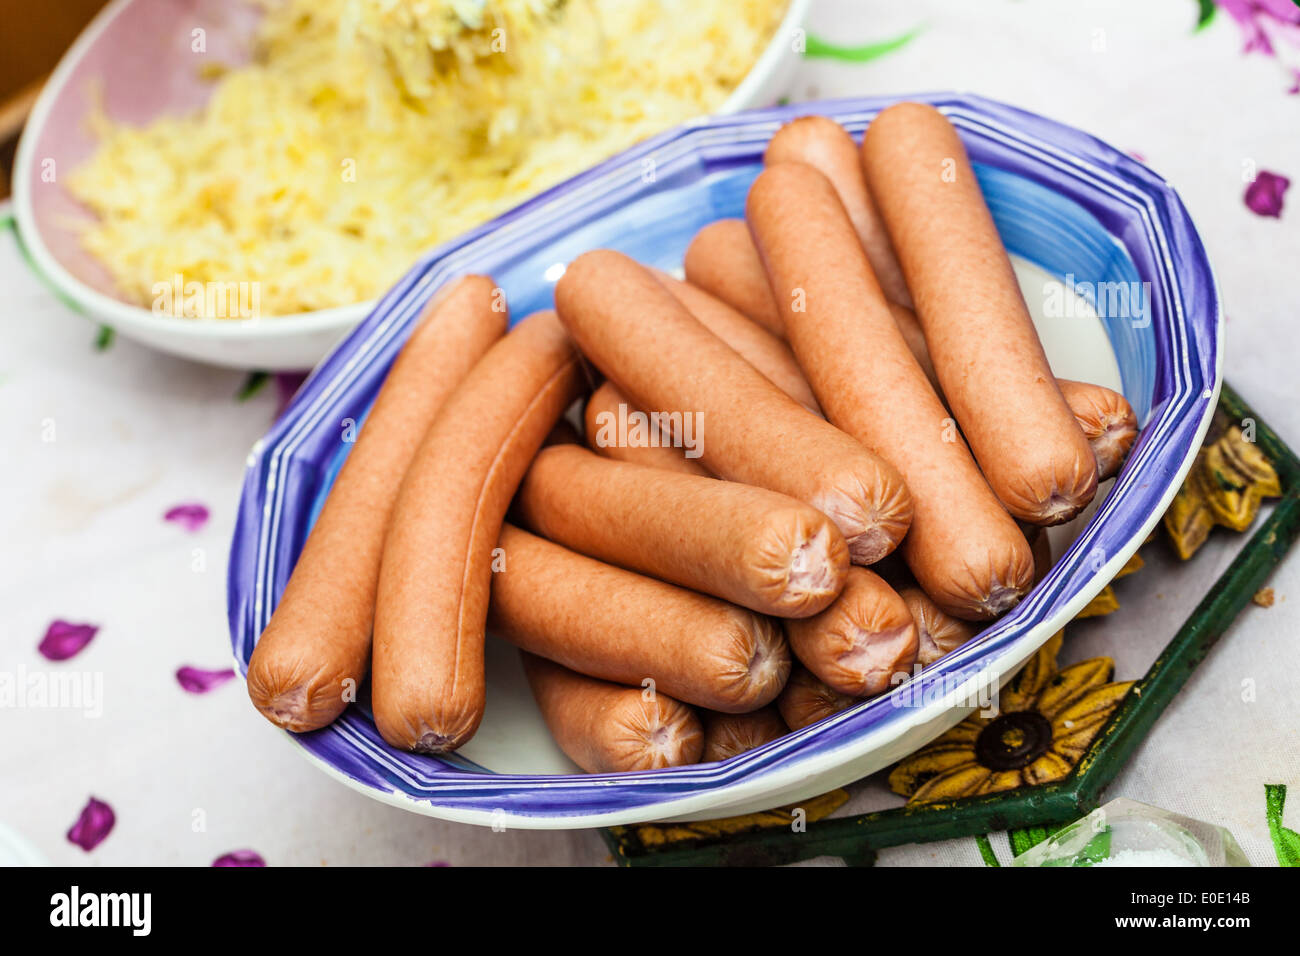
(700, 706, 788, 762)
(489, 524, 791, 712)
(667, 260, 1133, 487)
(682, 216, 938, 391)
(683, 219, 785, 336)
(782, 567, 918, 697)
(556, 249, 913, 565)
(765, 114, 1115, 473)
(888, 305, 1137, 480)
(747, 162, 1034, 619)
(683, 221, 934, 401)
(886, 300, 943, 394)
(650, 270, 821, 413)
(1029, 524, 1053, 585)
(371, 311, 587, 753)
(663, 266, 1138, 494)
(584, 381, 712, 477)
(860, 102, 1098, 526)
(863, 105, 1097, 530)
(679, 223, 932, 419)
(246, 275, 506, 733)
(522, 653, 704, 773)
(776, 666, 857, 731)
(515, 443, 848, 617)
(680, 219, 1128, 482)
(901, 587, 979, 668)
(1056, 379, 1139, 481)
(765, 115, 912, 307)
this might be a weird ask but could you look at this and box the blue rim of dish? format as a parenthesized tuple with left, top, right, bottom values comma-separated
(227, 93, 1221, 823)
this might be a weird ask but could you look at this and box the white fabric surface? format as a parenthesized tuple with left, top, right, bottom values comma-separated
(1, 0, 1297, 866)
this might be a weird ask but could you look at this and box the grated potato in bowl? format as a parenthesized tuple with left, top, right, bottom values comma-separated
(66, 0, 789, 318)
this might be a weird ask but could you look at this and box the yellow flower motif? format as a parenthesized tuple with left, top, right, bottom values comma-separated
(1075, 551, 1144, 619)
(1165, 423, 1281, 560)
(888, 633, 1133, 804)
(610, 788, 849, 849)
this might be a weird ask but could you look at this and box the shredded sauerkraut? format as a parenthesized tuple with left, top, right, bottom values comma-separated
(67, 0, 787, 317)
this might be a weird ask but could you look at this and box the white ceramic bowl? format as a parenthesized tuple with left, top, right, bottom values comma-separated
(12, 0, 810, 370)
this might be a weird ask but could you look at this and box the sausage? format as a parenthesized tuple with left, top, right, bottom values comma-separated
(747, 162, 1034, 619)
(246, 275, 506, 733)
(1029, 524, 1053, 585)
(782, 567, 918, 697)
(649, 270, 821, 413)
(371, 311, 587, 753)
(678, 216, 1126, 481)
(685, 215, 1131, 484)
(682, 216, 939, 393)
(556, 249, 913, 565)
(700, 707, 788, 762)
(860, 102, 1098, 526)
(683, 219, 785, 336)
(1057, 379, 1139, 480)
(684, 220, 930, 394)
(522, 653, 704, 773)
(776, 666, 857, 731)
(488, 524, 791, 712)
(888, 305, 1138, 481)
(765, 115, 912, 307)
(666, 265, 1134, 486)
(680, 221, 938, 402)
(886, 300, 943, 394)
(902, 587, 979, 668)
(515, 443, 848, 617)
(584, 381, 712, 477)
(765, 115, 1116, 475)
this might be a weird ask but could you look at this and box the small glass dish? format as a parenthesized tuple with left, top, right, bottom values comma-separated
(1012, 797, 1250, 867)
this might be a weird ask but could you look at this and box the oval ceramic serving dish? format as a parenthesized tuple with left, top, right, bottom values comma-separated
(227, 93, 1221, 829)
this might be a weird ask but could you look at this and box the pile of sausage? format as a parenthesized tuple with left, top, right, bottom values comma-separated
(245, 103, 1140, 775)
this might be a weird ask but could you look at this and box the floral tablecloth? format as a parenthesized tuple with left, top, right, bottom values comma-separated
(2, 0, 1297, 867)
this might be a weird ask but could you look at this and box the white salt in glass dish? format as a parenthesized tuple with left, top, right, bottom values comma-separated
(1012, 798, 1250, 867)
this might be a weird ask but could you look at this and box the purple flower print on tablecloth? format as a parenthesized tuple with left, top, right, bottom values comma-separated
(163, 503, 209, 532)
(176, 666, 236, 694)
(1245, 171, 1290, 217)
(213, 850, 266, 867)
(38, 621, 98, 661)
(1216, 1, 1300, 92)
(67, 797, 115, 852)
(276, 372, 309, 420)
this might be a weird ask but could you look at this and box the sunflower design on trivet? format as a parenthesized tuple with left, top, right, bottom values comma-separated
(1074, 550, 1145, 618)
(888, 632, 1133, 804)
(1165, 420, 1282, 560)
(1071, 417, 1280, 618)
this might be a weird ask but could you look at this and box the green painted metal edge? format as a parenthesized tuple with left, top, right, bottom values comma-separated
(603, 383, 1299, 867)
